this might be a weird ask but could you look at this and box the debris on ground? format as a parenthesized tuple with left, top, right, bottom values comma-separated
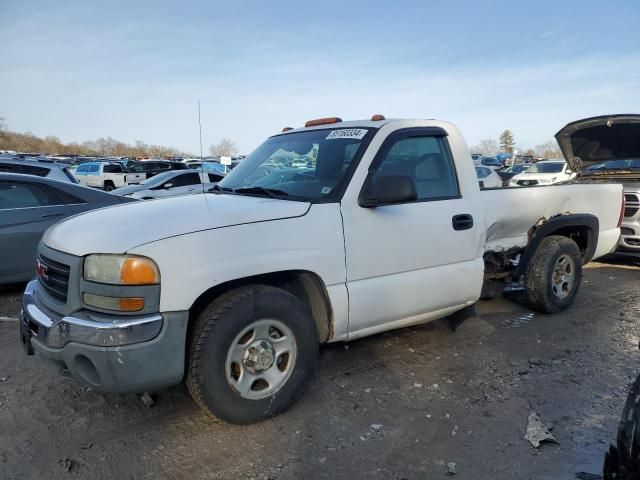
(446, 462, 457, 475)
(0, 377, 7, 382)
(140, 392, 155, 408)
(524, 412, 557, 448)
(58, 458, 76, 472)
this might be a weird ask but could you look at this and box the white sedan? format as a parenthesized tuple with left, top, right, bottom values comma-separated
(111, 170, 223, 200)
(475, 165, 503, 189)
(509, 160, 576, 187)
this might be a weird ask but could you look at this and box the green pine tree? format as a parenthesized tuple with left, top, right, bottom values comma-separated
(499, 129, 515, 153)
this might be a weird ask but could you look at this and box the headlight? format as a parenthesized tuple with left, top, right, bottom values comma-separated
(84, 254, 160, 285)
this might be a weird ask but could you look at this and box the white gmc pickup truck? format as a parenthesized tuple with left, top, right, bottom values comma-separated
(20, 116, 623, 424)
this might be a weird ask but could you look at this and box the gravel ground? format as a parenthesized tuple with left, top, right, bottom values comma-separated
(1, 256, 639, 480)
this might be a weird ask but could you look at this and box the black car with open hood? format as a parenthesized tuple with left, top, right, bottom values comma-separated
(555, 114, 640, 178)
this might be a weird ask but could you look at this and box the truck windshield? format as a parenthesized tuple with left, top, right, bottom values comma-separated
(218, 128, 373, 202)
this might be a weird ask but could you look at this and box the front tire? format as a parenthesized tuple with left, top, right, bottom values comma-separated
(525, 235, 582, 313)
(186, 285, 319, 424)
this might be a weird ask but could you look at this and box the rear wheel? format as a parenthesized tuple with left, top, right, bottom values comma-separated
(104, 181, 115, 192)
(186, 285, 319, 424)
(524, 235, 582, 313)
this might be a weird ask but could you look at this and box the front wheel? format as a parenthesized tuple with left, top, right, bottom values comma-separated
(186, 285, 319, 424)
(524, 235, 582, 313)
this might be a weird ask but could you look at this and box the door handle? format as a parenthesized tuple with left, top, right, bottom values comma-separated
(452, 214, 474, 231)
(40, 212, 65, 219)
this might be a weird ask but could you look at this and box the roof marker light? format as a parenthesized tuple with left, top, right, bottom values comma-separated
(305, 117, 343, 127)
(371, 114, 386, 121)
(282, 127, 293, 132)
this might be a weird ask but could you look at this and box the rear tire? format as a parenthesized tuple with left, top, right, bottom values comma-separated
(186, 285, 319, 424)
(604, 374, 640, 479)
(104, 181, 115, 192)
(524, 235, 582, 313)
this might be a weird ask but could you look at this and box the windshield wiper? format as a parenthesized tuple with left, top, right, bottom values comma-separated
(208, 184, 234, 193)
(233, 186, 289, 198)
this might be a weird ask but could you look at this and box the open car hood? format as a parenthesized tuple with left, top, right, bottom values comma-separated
(555, 114, 640, 174)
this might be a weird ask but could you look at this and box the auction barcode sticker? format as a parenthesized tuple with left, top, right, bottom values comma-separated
(326, 129, 368, 140)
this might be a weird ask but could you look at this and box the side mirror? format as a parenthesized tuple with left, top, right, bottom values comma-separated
(360, 174, 417, 208)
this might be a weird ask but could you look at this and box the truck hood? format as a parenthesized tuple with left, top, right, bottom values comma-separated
(555, 114, 640, 173)
(43, 193, 311, 256)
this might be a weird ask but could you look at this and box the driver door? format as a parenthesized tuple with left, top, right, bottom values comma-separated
(341, 129, 483, 336)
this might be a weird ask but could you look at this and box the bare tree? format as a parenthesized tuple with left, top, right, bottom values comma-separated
(534, 140, 562, 160)
(0, 125, 192, 157)
(470, 138, 498, 156)
(209, 138, 238, 157)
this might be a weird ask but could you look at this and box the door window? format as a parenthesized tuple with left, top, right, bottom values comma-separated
(0, 181, 61, 209)
(0, 163, 50, 176)
(367, 134, 460, 201)
(88, 164, 99, 173)
(170, 172, 201, 187)
(103, 164, 123, 173)
(208, 173, 224, 182)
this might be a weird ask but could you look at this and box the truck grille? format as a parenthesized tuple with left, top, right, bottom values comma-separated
(624, 193, 639, 217)
(37, 255, 70, 302)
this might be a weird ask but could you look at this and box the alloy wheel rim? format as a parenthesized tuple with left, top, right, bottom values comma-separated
(551, 254, 575, 299)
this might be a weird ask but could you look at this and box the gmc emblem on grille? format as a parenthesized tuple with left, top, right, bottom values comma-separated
(36, 259, 48, 281)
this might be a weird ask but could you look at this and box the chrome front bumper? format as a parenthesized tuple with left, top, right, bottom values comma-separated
(19, 280, 189, 394)
(20, 280, 163, 349)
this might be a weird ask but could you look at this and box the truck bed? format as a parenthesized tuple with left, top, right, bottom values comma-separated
(481, 183, 622, 260)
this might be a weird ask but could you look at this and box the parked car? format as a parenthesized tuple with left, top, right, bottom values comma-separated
(0, 158, 78, 183)
(127, 160, 188, 179)
(509, 160, 575, 187)
(0, 173, 136, 284)
(73, 162, 145, 191)
(556, 114, 640, 256)
(20, 116, 622, 424)
(111, 169, 223, 200)
(475, 165, 502, 189)
(497, 163, 531, 186)
(481, 156, 503, 169)
(495, 153, 513, 166)
(471, 154, 483, 165)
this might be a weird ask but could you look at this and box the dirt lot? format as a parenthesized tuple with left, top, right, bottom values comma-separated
(1, 257, 639, 480)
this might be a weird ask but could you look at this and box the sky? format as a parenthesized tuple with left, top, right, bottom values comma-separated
(1, 0, 639, 155)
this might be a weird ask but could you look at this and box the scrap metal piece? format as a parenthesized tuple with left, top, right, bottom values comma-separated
(525, 411, 557, 448)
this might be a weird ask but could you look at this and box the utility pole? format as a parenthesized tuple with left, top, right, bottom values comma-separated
(198, 100, 203, 161)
